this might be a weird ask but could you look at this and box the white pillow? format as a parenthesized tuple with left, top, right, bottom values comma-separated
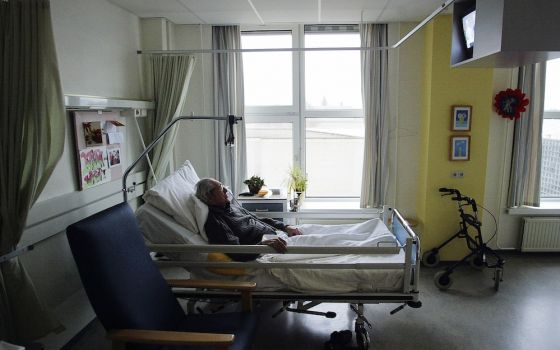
(191, 195, 209, 241)
(142, 160, 200, 233)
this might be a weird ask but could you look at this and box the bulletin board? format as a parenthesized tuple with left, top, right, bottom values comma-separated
(72, 111, 125, 190)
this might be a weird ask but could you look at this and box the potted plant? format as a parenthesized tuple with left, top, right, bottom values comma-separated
(288, 166, 307, 211)
(288, 166, 307, 193)
(244, 175, 265, 195)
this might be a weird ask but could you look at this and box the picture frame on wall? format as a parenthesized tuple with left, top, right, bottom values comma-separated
(451, 105, 472, 131)
(450, 135, 470, 161)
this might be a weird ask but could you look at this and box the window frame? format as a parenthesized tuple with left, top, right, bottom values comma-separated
(241, 24, 364, 198)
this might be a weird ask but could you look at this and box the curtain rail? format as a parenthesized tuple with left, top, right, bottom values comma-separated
(137, 0, 455, 55)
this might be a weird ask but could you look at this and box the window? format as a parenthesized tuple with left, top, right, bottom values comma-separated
(540, 58, 560, 200)
(245, 123, 293, 190)
(242, 31, 293, 107)
(242, 25, 363, 198)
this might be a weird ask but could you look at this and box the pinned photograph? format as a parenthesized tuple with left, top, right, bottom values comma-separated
(451, 106, 472, 131)
(83, 121, 103, 146)
(108, 148, 121, 167)
(450, 136, 470, 161)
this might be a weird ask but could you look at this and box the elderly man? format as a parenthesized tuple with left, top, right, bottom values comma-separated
(195, 178, 301, 261)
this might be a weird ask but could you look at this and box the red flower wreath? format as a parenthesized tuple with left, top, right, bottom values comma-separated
(494, 88, 530, 120)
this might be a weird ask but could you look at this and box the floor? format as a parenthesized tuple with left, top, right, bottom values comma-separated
(64, 252, 560, 350)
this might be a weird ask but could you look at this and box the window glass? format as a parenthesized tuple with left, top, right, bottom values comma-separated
(305, 118, 364, 197)
(541, 58, 560, 199)
(544, 58, 560, 112)
(245, 122, 293, 190)
(304, 33, 362, 110)
(242, 32, 293, 106)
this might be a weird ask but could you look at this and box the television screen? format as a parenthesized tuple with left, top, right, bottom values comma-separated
(462, 10, 476, 49)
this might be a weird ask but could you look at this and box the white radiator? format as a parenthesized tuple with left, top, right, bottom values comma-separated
(521, 217, 560, 252)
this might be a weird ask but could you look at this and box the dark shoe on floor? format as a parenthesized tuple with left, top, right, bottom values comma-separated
(331, 330, 353, 346)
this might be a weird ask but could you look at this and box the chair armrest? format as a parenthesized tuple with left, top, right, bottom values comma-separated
(167, 279, 256, 311)
(166, 279, 256, 291)
(108, 329, 233, 349)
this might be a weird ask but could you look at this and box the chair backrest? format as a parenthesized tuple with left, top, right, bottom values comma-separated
(67, 202, 185, 332)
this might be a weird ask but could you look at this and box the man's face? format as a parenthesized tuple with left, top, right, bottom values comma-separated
(206, 180, 229, 206)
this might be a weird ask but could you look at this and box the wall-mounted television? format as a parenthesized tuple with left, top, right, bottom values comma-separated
(462, 10, 476, 50)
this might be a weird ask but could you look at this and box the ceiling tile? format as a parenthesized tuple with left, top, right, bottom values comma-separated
(108, 0, 447, 25)
(108, 0, 186, 14)
(180, 0, 252, 12)
(155, 12, 206, 25)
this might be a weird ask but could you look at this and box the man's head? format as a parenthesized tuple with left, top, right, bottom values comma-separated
(196, 178, 229, 206)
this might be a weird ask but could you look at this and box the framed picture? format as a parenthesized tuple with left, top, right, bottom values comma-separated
(451, 105, 472, 131)
(450, 135, 470, 161)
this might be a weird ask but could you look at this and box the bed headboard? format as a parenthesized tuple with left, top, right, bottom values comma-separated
(392, 209, 418, 265)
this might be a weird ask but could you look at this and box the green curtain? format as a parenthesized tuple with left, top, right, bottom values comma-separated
(360, 23, 389, 208)
(0, 0, 65, 342)
(146, 55, 196, 188)
(508, 63, 546, 207)
(212, 25, 247, 196)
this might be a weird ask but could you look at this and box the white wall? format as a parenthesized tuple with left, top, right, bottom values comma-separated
(50, 0, 142, 98)
(383, 23, 424, 220)
(18, 0, 145, 347)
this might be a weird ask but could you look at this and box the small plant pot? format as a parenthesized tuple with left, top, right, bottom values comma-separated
(248, 185, 262, 195)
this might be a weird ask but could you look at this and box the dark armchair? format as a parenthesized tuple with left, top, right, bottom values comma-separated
(66, 202, 258, 350)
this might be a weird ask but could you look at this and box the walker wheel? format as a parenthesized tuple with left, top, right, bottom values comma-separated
(355, 324, 370, 350)
(494, 268, 503, 291)
(468, 255, 485, 270)
(434, 270, 453, 290)
(422, 250, 440, 268)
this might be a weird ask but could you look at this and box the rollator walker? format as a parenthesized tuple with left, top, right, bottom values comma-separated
(422, 188, 505, 291)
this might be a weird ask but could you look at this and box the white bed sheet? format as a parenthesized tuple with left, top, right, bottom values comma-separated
(136, 203, 405, 293)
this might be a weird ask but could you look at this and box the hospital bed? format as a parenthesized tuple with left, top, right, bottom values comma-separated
(134, 163, 421, 349)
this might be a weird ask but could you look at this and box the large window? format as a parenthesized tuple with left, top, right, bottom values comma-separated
(540, 58, 560, 199)
(242, 25, 363, 198)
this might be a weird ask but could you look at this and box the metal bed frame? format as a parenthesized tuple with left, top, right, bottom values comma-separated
(146, 207, 421, 349)
(123, 115, 421, 348)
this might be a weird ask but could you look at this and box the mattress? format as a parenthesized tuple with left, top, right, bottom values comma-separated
(136, 203, 405, 293)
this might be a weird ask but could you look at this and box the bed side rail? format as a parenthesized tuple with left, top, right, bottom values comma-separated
(391, 209, 420, 293)
(254, 209, 382, 221)
(147, 244, 400, 255)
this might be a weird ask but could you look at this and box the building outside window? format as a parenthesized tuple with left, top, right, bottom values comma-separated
(242, 25, 363, 198)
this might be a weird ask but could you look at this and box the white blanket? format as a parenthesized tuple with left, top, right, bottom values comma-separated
(257, 219, 405, 292)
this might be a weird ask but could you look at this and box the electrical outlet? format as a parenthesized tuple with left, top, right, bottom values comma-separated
(451, 171, 464, 178)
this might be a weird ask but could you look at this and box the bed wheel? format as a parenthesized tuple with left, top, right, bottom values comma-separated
(422, 250, 440, 268)
(494, 268, 503, 291)
(355, 324, 370, 350)
(434, 270, 453, 290)
(468, 255, 485, 270)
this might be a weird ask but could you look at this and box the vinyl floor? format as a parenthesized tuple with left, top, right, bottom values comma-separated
(64, 251, 560, 350)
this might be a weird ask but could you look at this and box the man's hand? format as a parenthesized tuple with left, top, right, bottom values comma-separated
(260, 237, 287, 253)
(285, 225, 301, 237)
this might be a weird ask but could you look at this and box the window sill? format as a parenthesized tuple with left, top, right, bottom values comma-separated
(508, 204, 560, 216)
(299, 198, 380, 214)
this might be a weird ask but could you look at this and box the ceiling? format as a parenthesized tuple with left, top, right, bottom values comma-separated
(107, 0, 448, 25)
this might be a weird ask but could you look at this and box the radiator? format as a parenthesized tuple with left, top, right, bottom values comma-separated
(521, 217, 560, 252)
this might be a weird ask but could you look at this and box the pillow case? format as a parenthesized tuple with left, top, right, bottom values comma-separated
(142, 160, 201, 233)
(191, 195, 209, 241)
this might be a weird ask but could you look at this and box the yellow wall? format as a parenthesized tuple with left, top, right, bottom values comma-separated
(417, 16, 494, 260)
